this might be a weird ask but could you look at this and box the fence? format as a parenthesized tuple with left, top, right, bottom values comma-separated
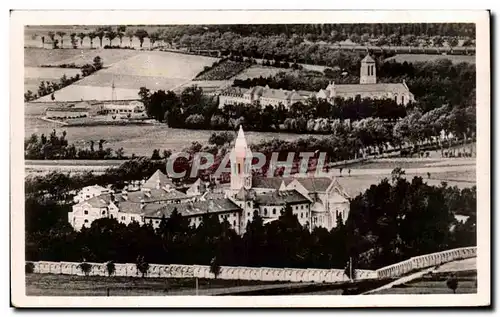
(376, 246, 476, 279)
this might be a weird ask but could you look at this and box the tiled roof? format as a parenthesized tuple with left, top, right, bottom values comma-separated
(334, 83, 410, 95)
(235, 187, 256, 201)
(144, 198, 241, 219)
(115, 200, 165, 215)
(253, 176, 334, 193)
(254, 189, 310, 206)
(46, 107, 90, 112)
(142, 170, 173, 189)
(289, 177, 333, 192)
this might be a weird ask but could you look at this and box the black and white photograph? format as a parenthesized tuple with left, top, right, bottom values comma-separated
(10, 10, 490, 308)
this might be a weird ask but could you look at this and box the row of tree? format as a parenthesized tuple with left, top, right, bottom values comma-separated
(25, 172, 476, 270)
(42, 26, 150, 49)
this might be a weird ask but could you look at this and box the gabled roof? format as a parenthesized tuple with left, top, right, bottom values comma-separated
(361, 54, 376, 63)
(142, 170, 173, 189)
(288, 177, 334, 193)
(115, 188, 187, 203)
(254, 189, 310, 206)
(144, 198, 242, 219)
(252, 176, 294, 189)
(235, 187, 256, 201)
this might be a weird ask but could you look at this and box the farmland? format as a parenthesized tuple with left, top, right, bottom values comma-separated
(384, 54, 476, 64)
(233, 65, 292, 80)
(25, 66, 82, 93)
(29, 50, 219, 102)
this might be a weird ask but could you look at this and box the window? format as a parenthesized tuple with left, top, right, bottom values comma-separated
(395, 95, 398, 102)
(306, 212, 309, 217)
(401, 96, 405, 104)
(84, 210, 88, 215)
(110, 214, 114, 219)
(233, 221, 236, 226)
(273, 208, 276, 215)
(84, 219, 89, 223)
(233, 213, 236, 217)
(237, 164, 241, 174)
(131, 217, 135, 221)
(102, 210, 106, 215)
(301, 205, 304, 210)
(247, 202, 251, 207)
(121, 216, 125, 221)
(264, 208, 267, 216)
(247, 212, 250, 217)
(295, 206, 298, 210)
(156, 220, 159, 224)
(301, 213, 304, 218)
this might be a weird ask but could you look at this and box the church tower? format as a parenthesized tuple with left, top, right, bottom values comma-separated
(230, 126, 253, 192)
(360, 54, 376, 84)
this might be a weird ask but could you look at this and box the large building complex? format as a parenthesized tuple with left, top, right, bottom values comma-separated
(219, 54, 415, 108)
(69, 127, 351, 234)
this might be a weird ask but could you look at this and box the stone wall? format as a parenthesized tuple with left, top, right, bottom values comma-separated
(376, 246, 477, 279)
(29, 261, 375, 283)
(28, 247, 475, 282)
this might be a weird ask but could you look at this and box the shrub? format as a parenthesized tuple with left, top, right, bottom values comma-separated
(136, 255, 149, 278)
(78, 262, 92, 276)
(25, 262, 34, 273)
(446, 274, 458, 293)
(105, 261, 116, 276)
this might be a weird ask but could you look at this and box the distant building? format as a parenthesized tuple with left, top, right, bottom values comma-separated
(101, 100, 145, 114)
(73, 185, 110, 204)
(45, 107, 90, 119)
(219, 54, 415, 108)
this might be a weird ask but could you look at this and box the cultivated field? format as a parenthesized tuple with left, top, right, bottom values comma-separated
(384, 54, 476, 64)
(25, 274, 287, 296)
(31, 50, 219, 102)
(233, 65, 292, 80)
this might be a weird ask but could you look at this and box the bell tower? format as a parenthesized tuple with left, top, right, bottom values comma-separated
(360, 54, 376, 84)
(230, 126, 253, 192)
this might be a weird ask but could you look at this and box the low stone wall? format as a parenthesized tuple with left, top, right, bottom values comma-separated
(376, 246, 477, 279)
(29, 261, 376, 283)
(28, 247, 475, 282)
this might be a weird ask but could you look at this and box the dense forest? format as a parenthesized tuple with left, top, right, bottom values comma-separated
(26, 171, 476, 270)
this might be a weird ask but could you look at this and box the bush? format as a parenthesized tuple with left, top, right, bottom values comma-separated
(106, 261, 116, 276)
(185, 114, 205, 128)
(25, 262, 34, 273)
(78, 262, 92, 276)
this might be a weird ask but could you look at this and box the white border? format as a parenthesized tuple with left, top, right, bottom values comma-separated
(10, 10, 490, 308)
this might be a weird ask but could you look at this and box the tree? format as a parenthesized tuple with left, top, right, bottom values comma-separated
(136, 255, 149, 277)
(151, 149, 161, 160)
(77, 32, 86, 47)
(78, 261, 92, 276)
(446, 274, 458, 293)
(88, 32, 96, 49)
(96, 28, 106, 47)
(41, 35, 45, 48)
(105, 30, 117, 46)
(135, 29, 149, 48)
(117, 25, 127, 46)
(106, 261, 116, 276)
(93, 56, 103, 70)
(56, 31, 66, 48)
(70, 33, 78, 48)
(25, 262, 34, 273)
(48, 31, 56, 48)
(126, 30, 135, 47)
(210, 256, 221, 279)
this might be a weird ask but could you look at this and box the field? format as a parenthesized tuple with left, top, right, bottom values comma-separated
(25, 66, 82, 93)
(195, 60, 252, 81)
(24, 47, 219, 102)
(25, 274, 291, 296)
(384, 54, 475, 64)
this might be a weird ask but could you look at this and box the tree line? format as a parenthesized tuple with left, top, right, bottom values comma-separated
(25, 171, 476, 270)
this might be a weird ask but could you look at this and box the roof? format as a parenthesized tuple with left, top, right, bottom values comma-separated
(361, 54, 376, 63)
(142, 170, 173, 189)
(288, 177, 334, 193)
(234, 125, 249, 150)
(252, 176, 295, 189)
(235, 187, 256, 201)
(116, 188, 188, 203)
(46, 107, 89, 112)
(334, 83, 410, 95)
(254, 189, 310, 206)
(221, 86, 247, 97)
(115, 200, 164, 215)
(78, 194, 112, 208)
(144, 198, 242, 218)
(311, 201, 326, 212)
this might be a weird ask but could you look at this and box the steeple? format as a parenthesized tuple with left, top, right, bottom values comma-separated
(230, 126, 253, 192)
(360, 54, 376, 84)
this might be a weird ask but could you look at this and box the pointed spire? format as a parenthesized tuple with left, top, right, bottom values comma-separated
(235, 125, 248, 150)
